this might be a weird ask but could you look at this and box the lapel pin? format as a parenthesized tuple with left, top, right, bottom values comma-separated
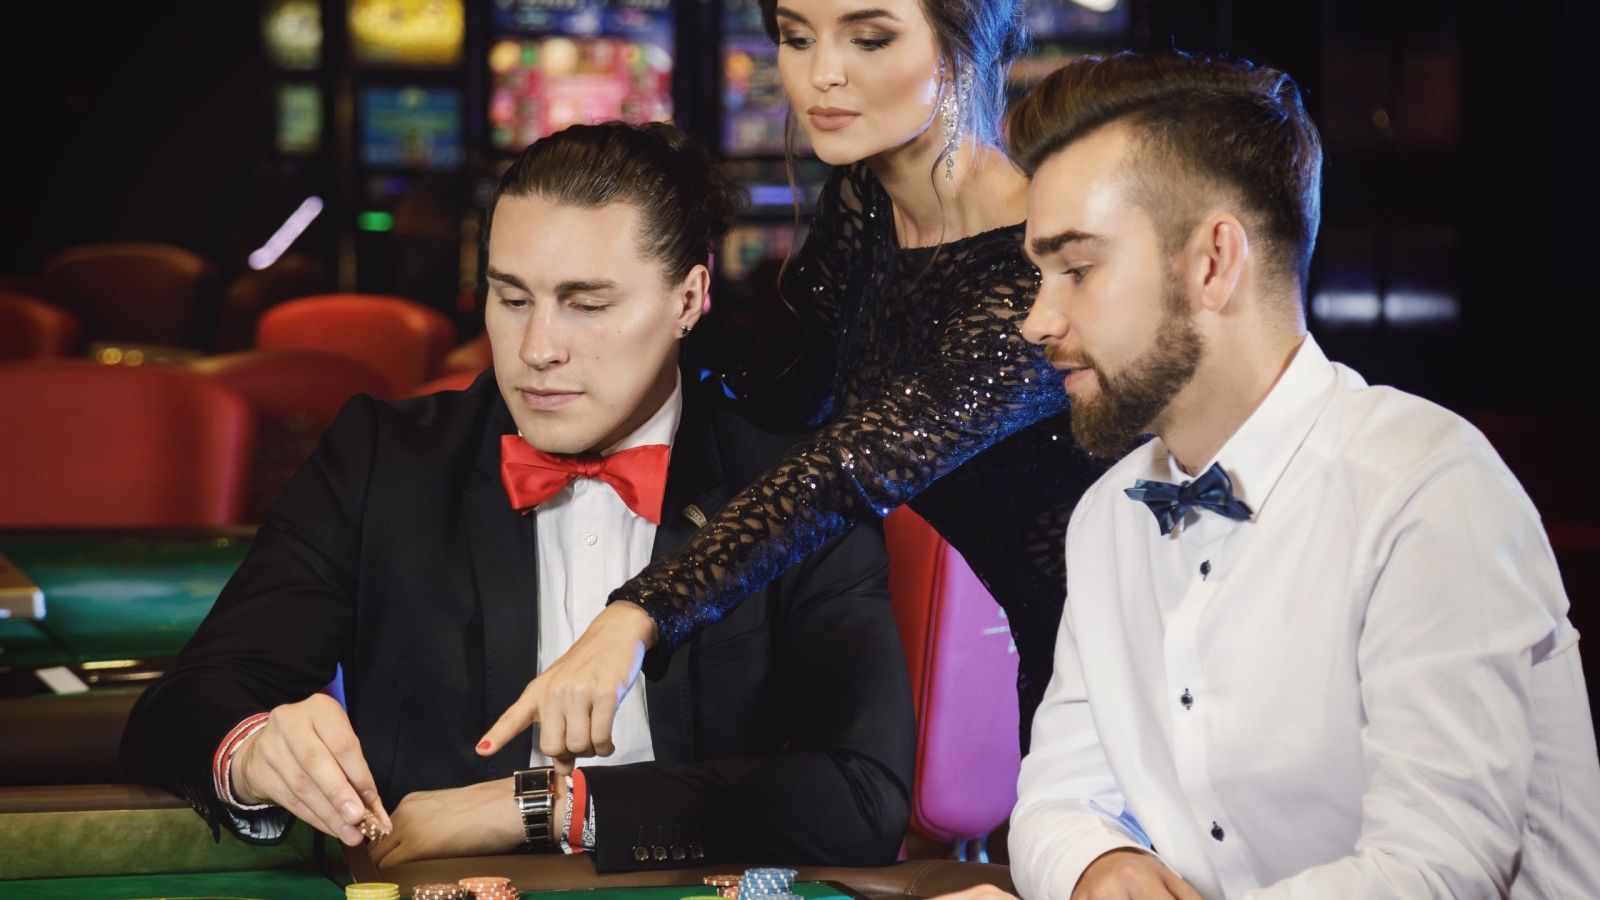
(682, 504, 707, 528)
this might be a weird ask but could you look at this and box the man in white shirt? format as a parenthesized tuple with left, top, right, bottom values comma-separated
(121, 122, 915, 872)
(971, 50, 1600, 900)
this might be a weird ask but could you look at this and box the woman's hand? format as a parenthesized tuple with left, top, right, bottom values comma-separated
(476, 601, 658, 760)
(369, 777, 550, 868)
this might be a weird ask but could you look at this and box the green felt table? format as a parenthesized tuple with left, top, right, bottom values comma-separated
(0, 876, 853, 900)
(0, 869, 346, 900)
(0, 528, 254, 672)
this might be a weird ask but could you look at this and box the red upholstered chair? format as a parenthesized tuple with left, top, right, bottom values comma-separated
(884, 506, 1021, 858)
(41, 242, 217, 345)
(438, 331, 492, 376)
(0, 292, 81, 360)
(214, 252, 333, 351)
(0, 360, 254, 527)
(192, 349, 389, 522)
(407, 369, 483, 397)
(257, 294, 456, 398)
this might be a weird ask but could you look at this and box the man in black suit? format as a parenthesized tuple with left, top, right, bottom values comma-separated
(120, 122, 915, 872)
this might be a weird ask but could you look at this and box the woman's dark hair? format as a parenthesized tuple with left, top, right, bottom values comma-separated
(487, 121, 748, 284)
(759, 0, 1029, 152)
(1008, 50, 1324, 290)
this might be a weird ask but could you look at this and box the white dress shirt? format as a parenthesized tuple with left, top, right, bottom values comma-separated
(527, 372, 682, 770)
(1011, 336, 1600, 900)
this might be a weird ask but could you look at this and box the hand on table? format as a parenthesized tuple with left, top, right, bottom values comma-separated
(476, 601, 656, 761)
(1070, 849, 1202, 900)
(369, 776, 567, 868)
(231, 693, 391, 847)
(924, 886, 1021, 900)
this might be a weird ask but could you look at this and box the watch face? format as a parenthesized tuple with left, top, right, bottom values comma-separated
(652, 845, 668, 861)
(516, 767, 553, 795)
(634, 846, 650, 862)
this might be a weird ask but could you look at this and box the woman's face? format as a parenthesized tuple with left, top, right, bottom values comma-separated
(773, 0, 946, 166)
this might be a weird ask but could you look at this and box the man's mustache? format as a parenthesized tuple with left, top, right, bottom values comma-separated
(1044, 343, 1091, 370)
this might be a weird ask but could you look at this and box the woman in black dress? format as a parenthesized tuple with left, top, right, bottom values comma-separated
(479, 0, 1105, 759)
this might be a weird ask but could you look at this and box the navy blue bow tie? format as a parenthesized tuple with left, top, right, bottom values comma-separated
(1124, 463, 1254, 536)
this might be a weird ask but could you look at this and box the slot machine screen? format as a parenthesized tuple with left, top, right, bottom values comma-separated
(721, 223, 801, 285)
(1011, 0, 1131, 86)
(488, 0, 674, 153)
(276, 83, 323, 155)
(1025, 0, 1130, 40)
(350, 0, 466, 67)
(723, 34, 788, 157)
(264, 0, 323, 70)
(360, 86, 465, 170)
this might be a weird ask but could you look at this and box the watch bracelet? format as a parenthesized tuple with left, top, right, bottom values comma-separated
(513, 767, 557, 848)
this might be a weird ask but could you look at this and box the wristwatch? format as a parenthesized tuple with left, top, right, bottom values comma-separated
(513, 767, 557, 849)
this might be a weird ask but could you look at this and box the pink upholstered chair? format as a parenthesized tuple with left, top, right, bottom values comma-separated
(884, 506, 1021, 860)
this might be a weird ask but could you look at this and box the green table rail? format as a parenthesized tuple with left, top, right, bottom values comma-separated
(0, 528, 254, 674)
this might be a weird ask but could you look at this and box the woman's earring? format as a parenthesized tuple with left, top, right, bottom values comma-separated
(680, 325, 691, 337)
(939, 66, 973, 181)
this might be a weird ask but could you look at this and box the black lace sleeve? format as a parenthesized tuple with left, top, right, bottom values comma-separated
(612, 236, 1070, 651)
(724, 166, 867, 424)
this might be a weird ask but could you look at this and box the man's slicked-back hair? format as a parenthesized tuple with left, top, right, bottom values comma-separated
(1008, 51, 1324, 290)
(487, 121, 748, 285)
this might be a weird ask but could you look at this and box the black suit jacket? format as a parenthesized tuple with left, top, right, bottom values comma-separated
(121, 368, 915, 872)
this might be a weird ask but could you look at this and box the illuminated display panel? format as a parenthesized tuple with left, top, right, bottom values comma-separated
(264, 0, 323, 70)
(276, 83, 323, 155)
(350, 0, 465, 67)
(721, 223, 797, 284)
(488, 0, 674, 152)
(723, 34, 788, 157)
(359, 86, 465, 170)
(1025, 0, 1130, 40)
(1010, 0, 1131, 86)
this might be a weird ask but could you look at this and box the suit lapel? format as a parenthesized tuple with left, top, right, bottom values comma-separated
(465, 393, 540, 780)
(644, 373, 725, 763)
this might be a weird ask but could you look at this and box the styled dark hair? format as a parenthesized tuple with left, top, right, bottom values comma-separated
(1008, 51, 1324, 289)
(488, 121, 747, 284)
(759, 0, 1029, 153)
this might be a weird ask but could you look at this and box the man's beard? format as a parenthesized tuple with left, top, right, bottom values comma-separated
(1064, 281, 1205, 458)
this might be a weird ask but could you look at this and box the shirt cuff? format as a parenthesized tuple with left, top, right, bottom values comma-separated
(1049, 826, 1149, 900)
(560, 768, 594, 854)
(213, 713, 274, 811)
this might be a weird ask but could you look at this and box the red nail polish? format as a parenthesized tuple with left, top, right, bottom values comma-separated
(478, 740, 492, 751)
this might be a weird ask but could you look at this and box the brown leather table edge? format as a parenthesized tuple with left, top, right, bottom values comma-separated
(346, 846, 1014, 899)
(0, 782, 186, 814)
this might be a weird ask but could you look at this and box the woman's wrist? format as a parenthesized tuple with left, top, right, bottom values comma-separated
(603, 599, 659, 649)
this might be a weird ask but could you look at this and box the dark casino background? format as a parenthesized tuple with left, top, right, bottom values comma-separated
(0, 0, 1595, 895)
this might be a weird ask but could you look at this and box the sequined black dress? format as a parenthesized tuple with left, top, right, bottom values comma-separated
(612, 163, 1106, 751)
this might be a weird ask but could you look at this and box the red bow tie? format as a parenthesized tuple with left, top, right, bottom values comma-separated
(500, 435, 671, 525)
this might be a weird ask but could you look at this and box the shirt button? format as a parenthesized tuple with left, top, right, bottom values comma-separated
(1180, 689, 1193, 709)
(581, 532, 597, 545)
(1211, 821, 1225, 841)
(1200, 560, 1212, 579)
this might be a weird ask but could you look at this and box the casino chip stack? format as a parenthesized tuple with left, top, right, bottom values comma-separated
(345, 883, 399, 900)
(739, 868, 800, 900)
(703, 874, 742, 900)
(459, 876, 520, 900)
(413, 885, 469, 900)
(358, 811, 390, 842)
